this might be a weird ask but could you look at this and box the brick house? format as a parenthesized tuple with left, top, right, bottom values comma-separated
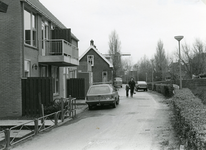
(78, 40, 113, 84)
(0, 0, 79, 117)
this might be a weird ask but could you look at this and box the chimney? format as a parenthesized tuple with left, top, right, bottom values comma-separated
(90, 40, 94, 46)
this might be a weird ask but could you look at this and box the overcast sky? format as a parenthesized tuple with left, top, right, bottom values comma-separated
(40, 0, 206, 64)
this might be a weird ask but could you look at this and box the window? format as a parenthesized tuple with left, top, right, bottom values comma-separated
(87, 55, 94, 66)
(24, 9, 37, 47)
(87, 55, 94, 72)
(51, 24, 55, 30)
(42, 21, 49, 52)
(88, 86, 110, 94)
(40, 65, 48, 77)
(66, 68, 77, 79)
(52, 66, 59, 94)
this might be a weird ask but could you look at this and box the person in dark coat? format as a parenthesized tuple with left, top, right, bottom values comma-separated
(128, 77, 136, 97)
(125, 84, 130, 97)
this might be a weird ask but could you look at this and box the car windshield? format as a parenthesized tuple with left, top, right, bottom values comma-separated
(115, 78, 122, 81)
(88, 86, 111, 94)
(138, 81, 147, 84)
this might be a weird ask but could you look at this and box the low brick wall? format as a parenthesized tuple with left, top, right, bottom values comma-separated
(148, 79, 206, 90)
(182, 79, 206, 90)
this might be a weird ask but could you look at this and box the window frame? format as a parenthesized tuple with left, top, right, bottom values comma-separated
(40, 65, 48, 77)
(41, 20, 49, 55)
(24, 9, 37, 47)
(87, 55, 94, 66)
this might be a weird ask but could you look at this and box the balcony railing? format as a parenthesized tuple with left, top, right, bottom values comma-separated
(43, 39, 78, 60)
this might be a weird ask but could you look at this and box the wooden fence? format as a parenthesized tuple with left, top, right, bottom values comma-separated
(67, 78, 85, 99)
(21, 77, 53, 116)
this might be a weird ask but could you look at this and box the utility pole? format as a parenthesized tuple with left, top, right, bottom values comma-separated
(104, 53, 131, 78)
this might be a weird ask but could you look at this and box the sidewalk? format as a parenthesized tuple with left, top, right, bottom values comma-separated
(0, 100, 87, 127)
(0, 101, 88, 148)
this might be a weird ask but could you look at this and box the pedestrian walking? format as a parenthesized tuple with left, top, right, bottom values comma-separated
(125, 84, 130, 97)
(128, 77, 136, 97)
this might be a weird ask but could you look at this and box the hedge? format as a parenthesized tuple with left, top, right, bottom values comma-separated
(172, 88, 206, 149)
(153, 84, 174, 98)
(191, 87, 206, 105)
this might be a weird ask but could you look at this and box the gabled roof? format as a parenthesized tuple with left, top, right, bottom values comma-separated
(79, 45, 113, 68)
(22, 0, 78, 41)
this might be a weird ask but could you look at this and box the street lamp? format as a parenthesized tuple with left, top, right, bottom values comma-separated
(174, 35, 184, 89)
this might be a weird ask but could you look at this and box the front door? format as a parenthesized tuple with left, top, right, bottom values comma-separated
(102, 71, 108, 83)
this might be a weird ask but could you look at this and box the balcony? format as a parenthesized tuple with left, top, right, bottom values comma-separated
(38, 39, 79, 66)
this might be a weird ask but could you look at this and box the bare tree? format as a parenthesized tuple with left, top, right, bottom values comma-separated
(122, 58, 133, 82)
(122, 58, 132, 73)
(154, 40, 167, 81)
(108, 30, 122, 79)
(133, 55, 153, 82)
(180, 42, 193, 78)
(193, 39, 204, 54)
(192, 39, 206, 75)
(174, 39, 206, 78)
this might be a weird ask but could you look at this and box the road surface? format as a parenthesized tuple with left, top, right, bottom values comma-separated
(12, 86, 178, 150)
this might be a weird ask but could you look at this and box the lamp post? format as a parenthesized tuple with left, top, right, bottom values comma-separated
(174, 35, 184, 89)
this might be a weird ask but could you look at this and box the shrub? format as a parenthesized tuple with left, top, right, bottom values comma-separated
(191, 87, 206, 104)
(172, 88, 206, 149)
(44, 98, 69, 115)
(154, 84, 174, 98)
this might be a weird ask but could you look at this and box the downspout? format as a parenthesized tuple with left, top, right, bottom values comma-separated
(21, 1, 25, 78)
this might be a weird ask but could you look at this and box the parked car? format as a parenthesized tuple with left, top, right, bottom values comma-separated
(114, 77, 122, 88)
(86, 83, 120, 110)
(136, 81, 148, 91)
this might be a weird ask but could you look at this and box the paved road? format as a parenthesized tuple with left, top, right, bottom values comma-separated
(12, 86, 177, 150)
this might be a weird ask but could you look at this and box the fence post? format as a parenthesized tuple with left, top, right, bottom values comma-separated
(61, 98, 64, 122)
(34, 119, 38, 135)
(55, 112, 58, 126)
(39, 92, 45, 129)
(74, 99, 77, 117)
(69, 95, 72, 117)
(5, 128, 10, 148)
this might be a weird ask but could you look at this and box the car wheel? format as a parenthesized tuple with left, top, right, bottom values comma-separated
(113, 100, 117, 108)
(116, 97, 120, 105)
(88, 105, 93, 110)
